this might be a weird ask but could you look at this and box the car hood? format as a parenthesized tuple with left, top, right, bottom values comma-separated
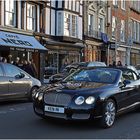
(39, 81, 113, 95)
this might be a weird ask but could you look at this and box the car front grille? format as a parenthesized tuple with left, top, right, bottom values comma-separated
(44, 92, 72, 106)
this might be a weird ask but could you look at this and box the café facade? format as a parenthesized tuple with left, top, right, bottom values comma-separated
(0, 30, 47, 82)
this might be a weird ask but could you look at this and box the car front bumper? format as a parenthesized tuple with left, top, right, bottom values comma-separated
(33, 102, 103, 120)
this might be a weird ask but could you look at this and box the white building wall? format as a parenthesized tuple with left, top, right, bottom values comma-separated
(51, 9, 55, 36)
(45, 8, 50, 35)
(1, 0, 4, 26)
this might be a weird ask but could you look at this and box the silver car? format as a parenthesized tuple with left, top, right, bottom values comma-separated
(0, 62, 41, 101)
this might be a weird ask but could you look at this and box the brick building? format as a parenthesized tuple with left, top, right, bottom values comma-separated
(107, 0, 140, 66)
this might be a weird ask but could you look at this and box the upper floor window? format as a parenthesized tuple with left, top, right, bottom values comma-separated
(120, 20, 125, 42)
(113, 0, 118, 6)
(121, 0, 125, 10)
(72, 15, 77, 37)
(5, 0, 16, 27)
(64, 13, 71, 36)
(88, 14, 94, 31)
(98, 17, 104, 33)
(64, 13, 77, 37)
(112, 16, 116, 38)
(27, 3, 37, 31)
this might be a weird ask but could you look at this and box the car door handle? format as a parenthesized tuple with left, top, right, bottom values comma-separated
(9, 80, 13, 82)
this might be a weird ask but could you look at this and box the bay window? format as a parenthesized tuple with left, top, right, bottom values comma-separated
(64, 13, 77, 37)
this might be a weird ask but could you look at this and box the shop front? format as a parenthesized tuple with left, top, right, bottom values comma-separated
(0, 31, 47, 82)
(42, 38, 84, 78)
(84, 40, 107, 63)
(130, 49, 140, 66)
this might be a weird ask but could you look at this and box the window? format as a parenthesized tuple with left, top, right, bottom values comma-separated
(133, 21, 137, 41)
(4, 64, 21, 77)
(113, 0, 118, 6)
(88, 14, 94, 32)
(58, 12, 62, 35)
(64, 13, 71, 36)
(64, 13, 77, 37)
(98, 17, 104, 33)
(121, 0, 125, 10)
(72, 15, 77, 37)
(5, 0, 16, 27)
(136, 22, 139, 42)
(27, 3, 37, 31)
(120, 20, 125, 42)
(112, 16, 116, 38)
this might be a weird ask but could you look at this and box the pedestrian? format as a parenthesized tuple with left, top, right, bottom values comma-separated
(117, 61, 122, 66)
(22, 60, 36, 78)
(13, 57, 20, 67)
(112, 61, 116, 67)
(2, 57, 7, 63)
(30, 59, 37, 78)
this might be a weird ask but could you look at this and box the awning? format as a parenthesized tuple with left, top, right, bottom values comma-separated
(0, 31, 47, 52)
(43, 38, 85, 48)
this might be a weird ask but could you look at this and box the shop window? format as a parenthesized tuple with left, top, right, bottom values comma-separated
(5, 0, 17, 27)
(27, 3, 37, 31)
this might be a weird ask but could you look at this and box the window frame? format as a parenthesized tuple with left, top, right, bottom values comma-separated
(121, 0, 125, 10)
(26, 2, 37, 31)
(120, 20, 125, 42)
(4, 0, 17, 27)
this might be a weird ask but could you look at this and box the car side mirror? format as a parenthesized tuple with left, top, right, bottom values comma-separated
(15, 73, 25, 79)
(123, 80, 131, 87)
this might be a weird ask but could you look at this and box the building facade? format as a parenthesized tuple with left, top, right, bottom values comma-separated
(42, 0, 84, 77)
(0, 0, 47, 82)
(83, 0, 109, 64)
(107, 0, 140, 66)
(129, 1, 140, 66)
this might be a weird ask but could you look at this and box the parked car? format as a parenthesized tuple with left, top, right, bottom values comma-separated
(0, 62, 41, 101)
(49, 61, 106, 83)
(33, 67, 140, 128)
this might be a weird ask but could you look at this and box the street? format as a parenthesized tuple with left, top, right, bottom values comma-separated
(0, 101, 140, 139)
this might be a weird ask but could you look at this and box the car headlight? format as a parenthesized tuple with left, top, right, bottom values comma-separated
(75, 96, 85, 105)
(35, 92, 39, 99)
(85, 96, 95, 104)
(38, 93, 44, 101)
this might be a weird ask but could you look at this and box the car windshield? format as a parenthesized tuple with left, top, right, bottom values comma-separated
(64, 68, 119, 84)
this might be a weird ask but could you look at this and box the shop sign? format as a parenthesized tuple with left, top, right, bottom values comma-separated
(0, 31, 47, 51)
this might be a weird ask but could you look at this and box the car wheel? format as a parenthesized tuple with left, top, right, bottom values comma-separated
(29, 86, 38, 101)
(100, 99, 116, 128)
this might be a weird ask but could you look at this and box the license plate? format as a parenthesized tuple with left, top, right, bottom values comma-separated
(44, 105, 64, 113)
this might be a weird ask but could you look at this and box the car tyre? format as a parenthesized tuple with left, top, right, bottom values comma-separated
(100, 99, 116, 128)
(29, 86, 38, 101)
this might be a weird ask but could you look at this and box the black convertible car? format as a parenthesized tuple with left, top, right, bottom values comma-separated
(33, 67, 140, 128)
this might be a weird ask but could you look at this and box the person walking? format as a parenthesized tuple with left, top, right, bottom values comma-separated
(117, 61, 122, 66)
